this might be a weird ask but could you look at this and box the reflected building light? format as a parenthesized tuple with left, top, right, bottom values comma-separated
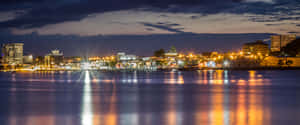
(209, 88, 224, 125)
(224, 83, 230, 125)
(12, 73, 16, 82)
(230, 80, 236, 83)
(119, 87, 138, 125)
(122, 72, 128, 83)
(209, 70, 214, 84)
(145, 72, 151, 83)
(203, 70, 208, 84)
(249, 70, 258, 86)
(216, 70, 223, 84)
(224, 70, 229, 84)
(249, 70, 256, 78)
(133, 71, 138, 83)
(92, 79, 99, 83)
(103, 86, 117, 125)
(128, 79, 132, 83)
(177, 75, 184, 84)
(50, 78, 55, 83)
(101, 79, 114, 83)
(84, 71, 91, 84)
(81, 70, 93, 125)
(249, 88, 262, 125)
(237, 88, 247, 125)
(237, 79, 246, 85)
(166, 71, 176, 84)
(50, 71, 55, 83)
(67, 71, 72, 83)
(166, 89, 178, 125)
(122, 79, 127, 83)
(120, 113, 138, 125)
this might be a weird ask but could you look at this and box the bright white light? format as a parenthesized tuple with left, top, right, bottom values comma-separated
(65, 66, 71, 70)
(81, 70, 93, 125)
(206, 61, 216, 68)
(84, 71, 91, 84)
(223, 60, 230, 67)
(82, 62, 91, 70)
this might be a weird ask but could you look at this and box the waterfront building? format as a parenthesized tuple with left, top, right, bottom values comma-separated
(242, 40, 269, 56)
(164, 46, 178, 57)
(64, 56, 82, 64)
(45, 49, 64, 68)
(23, 54, 33, 64)
(164, 46, 179, 68)
(117, 52, 137, 61)
(63, 56, 82, 70)
(1, 43, 24, 65)
(271, 34, 296, 52)
(116, 52, 138, 69)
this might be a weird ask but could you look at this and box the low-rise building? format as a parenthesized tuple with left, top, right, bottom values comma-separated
(45, 49, 64, 68)
(23, 54, 33, 64)
(242, 40, 269, 56)
(117, 52, 137, 61)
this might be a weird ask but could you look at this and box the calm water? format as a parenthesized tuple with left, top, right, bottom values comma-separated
(0, 70, 300, 125)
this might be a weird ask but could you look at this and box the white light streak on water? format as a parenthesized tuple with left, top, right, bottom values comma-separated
(81, 71, 93, 125)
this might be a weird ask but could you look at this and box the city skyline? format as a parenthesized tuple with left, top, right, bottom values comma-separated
(1, 1, 300, 124)
(1, 34, 296, 57)
(1, 0, 300, 56)
(1, 34, 299, 72)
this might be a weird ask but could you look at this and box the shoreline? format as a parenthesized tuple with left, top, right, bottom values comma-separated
(2, 67, 300, 72)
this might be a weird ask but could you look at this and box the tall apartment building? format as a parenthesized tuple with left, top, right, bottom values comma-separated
(271, 34, 296, 52)
(1, 43, 24, 65)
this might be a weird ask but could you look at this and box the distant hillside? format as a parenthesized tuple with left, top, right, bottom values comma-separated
(282, 38, 300, 56)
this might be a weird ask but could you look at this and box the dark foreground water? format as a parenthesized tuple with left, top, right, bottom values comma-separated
(0, 70, 300, 125)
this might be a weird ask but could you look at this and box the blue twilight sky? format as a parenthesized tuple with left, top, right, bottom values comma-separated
(0, 0, 299, 56)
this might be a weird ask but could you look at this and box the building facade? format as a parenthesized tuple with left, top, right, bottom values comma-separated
(23, 54, 33, 64)
(242, 40, 269, 56)
(271, 34, 296, 52)
(1, 43, 24, 65)
(45, 49, 64, 67)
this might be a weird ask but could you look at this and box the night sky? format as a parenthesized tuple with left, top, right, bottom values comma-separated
(0, 0, 299, 56)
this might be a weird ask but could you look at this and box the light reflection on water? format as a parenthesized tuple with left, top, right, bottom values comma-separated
(1, 70, 300, 125)
(3, 70, 273, 86)
(82, 71, 93, 125)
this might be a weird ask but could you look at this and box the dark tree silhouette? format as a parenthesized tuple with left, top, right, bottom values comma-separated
(282, 38, 300, 57)
(154, 49, 165, 57)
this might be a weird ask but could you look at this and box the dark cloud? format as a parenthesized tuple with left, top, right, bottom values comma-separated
(190, 15, 199, 19)
(0, 0, 274, 29)
(0, 0, 137, 28)
(156, 22, 181, 26)
(1, 0, 42, 4)
(145, 28, 154, 31)
(140, 22, 185, 33)
(0, 0, 299, 30)
(265, 23, 286, 26)
(288, 31, 300, 34)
